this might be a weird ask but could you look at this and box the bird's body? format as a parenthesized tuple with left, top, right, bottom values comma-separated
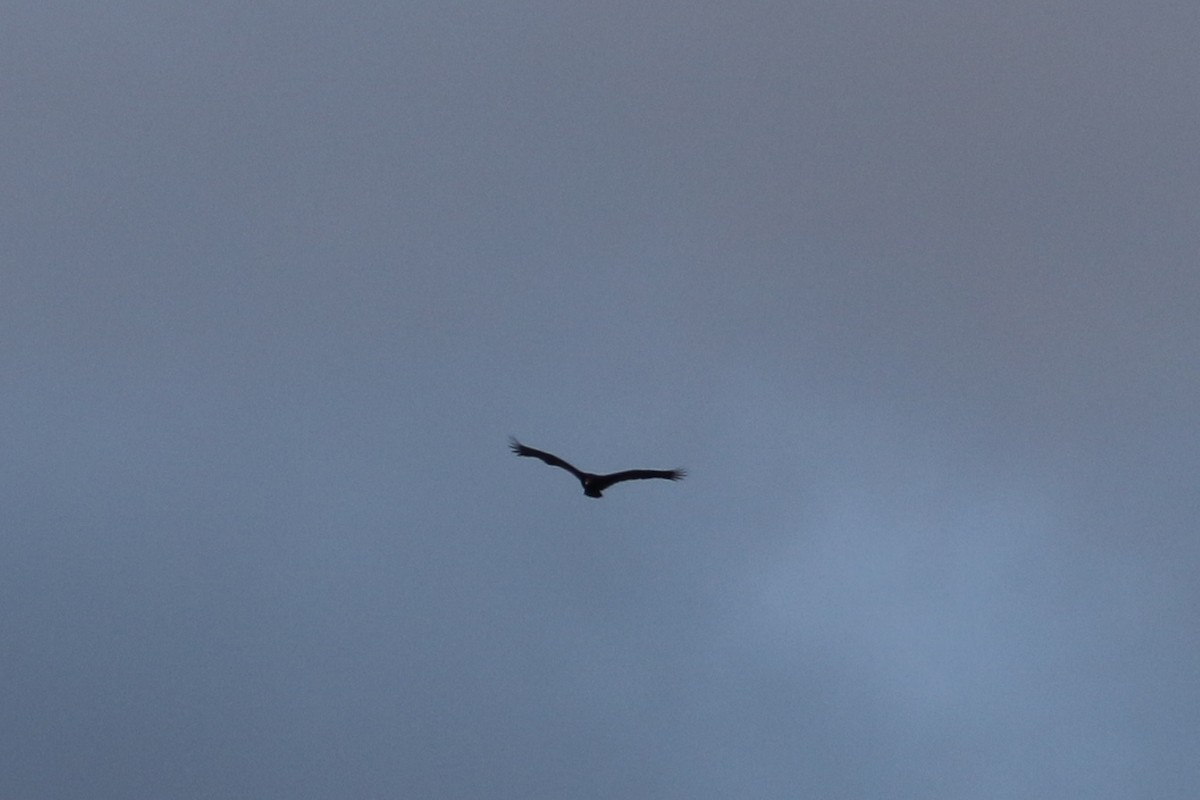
(509, 438, 685, 498)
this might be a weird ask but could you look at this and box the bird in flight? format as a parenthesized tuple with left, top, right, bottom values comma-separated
(509, 437, 686, 498)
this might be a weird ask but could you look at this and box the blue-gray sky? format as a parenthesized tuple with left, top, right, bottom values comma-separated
(4, 2, 1198, 797)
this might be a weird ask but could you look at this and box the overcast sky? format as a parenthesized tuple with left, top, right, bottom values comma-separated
(3, 2, 1198, 798)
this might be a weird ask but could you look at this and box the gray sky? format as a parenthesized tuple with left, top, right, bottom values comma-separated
(3, 2, 1198, 797)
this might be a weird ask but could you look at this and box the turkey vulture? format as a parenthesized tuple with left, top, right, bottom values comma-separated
(509, 437, 686, 498)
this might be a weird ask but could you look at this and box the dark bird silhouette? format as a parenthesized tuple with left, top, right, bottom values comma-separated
(509, 437, 686, 498)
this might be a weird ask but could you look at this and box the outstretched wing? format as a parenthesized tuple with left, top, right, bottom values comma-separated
(509, 437, 586, 479)
(591, 468, 686, 493)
